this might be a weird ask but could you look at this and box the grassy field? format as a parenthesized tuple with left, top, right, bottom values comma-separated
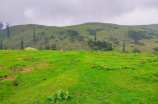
(0, 50, 158, 104)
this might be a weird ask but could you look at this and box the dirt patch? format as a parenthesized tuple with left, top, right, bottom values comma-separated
(36, 63, 49, 66)
(25, 59, 40, 62)
(0, 67, 7, 69)
(70, 63, 75, 65)
(16, 58, 23, 60)
(12, 68, 20, 73)
(0, 76, 14, 81)
(25, 47, 37, 50)
(25, 59, 34, 62)
(21, 67, 35, 72)
(74, 58, 78, 62)
(4, 53, 11, 54)
(34, 60, 40, 62)
(12, 82, 19, 86)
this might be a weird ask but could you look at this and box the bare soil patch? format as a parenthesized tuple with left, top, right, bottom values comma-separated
(21, 67, 35, 72)
(74, 58, 78, 62)
(36, 62, 49, 66)
(0, 76, 14, 81)
(25, 59, 34, 62)
(25, 52, 30, 54)
(12, 82, 19, 86)
(25, 47, 37, 50)
(4, 53, 11, 54)
(70, 63, 75, 65)
(25, 59, 40, 62)
(34, 60, 40, 62)
(12, 68, 20, 73)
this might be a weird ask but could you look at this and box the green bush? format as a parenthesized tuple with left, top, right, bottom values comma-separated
(48, 90, 69, 103)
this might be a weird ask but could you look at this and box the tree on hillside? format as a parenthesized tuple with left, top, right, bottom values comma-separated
(94, 33, 96, 41)
(33, 28, 36, 41)
(123, 47, 125, 53)
(0, 39, 3, 49)
(39, 46, 43, 50)
(21, 36, 24, 50)
(123, 42, 125, 53)
(46, 44, 47, 50)
(109, 44, 112, 51)
(12, 45, 13, 50)
(123, 41, 125, 47)
(0, 21, 3, 30)
(48, 44, 49, 50)
(52, 44, 56, 50)
(6, 23, 10, 38)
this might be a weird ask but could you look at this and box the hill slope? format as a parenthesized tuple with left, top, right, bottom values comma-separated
(134, 24, 158, 31)
(1, 23, 158, 54)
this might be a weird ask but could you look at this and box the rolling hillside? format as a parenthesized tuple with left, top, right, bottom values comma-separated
(1, 22, 158, 54)
(134, 24, 158, 31)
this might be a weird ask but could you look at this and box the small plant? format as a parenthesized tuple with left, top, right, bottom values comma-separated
(48, 90, 69, 103)
(91, 63, 116, 70)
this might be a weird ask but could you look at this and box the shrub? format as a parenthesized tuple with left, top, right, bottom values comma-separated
(48, 90, 69, 103)
(132, 49, 141, 53)
(153, 47, 158, 52)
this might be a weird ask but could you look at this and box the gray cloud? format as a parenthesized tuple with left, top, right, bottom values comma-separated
(0, 0, 158, 26)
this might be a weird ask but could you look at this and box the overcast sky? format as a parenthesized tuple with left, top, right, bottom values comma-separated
(1, 0, 158, 27)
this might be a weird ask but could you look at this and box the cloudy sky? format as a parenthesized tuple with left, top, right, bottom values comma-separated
(1, 0, 158, 27)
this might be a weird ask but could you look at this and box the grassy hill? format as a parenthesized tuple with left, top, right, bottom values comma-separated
(1, 22, 158, 54)
(134, 24, 158, 31)
(0, 50, 158, 103)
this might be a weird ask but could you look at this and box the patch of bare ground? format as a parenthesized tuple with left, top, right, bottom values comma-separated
(36, 62, 49, 66)
(70, 63, 75, 65)
(21, 67, 35, 72)
(16, 58, 23, 60)
(25, 59, 40, 62)
(12, 82, 19, 86)
(0, 75, 14, 81)
(4, 53, 11, 54)
(34, 60, 40, 62)
(25, 59, 34, 62)
(12, 68, 20, 73)
(25, 47, 37, 50)
(74, 58, 78, 62)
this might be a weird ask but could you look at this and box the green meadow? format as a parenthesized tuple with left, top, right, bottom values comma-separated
(0, 50, 158, 104)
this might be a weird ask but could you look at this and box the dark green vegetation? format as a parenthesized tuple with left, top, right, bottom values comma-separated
(48, 90, 69, 103)
(0, 50, 158, 103)
(1, 22, 158, 54)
